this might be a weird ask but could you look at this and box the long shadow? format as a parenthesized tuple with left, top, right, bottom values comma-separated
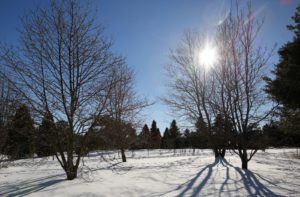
(0, 174, 64, 196)
(218, 158, 234, 195)
(179, 157, 292, 197)
(234, 167, 285, 197)
(221, 158, 289, 196)
(174, 157, 220, 197)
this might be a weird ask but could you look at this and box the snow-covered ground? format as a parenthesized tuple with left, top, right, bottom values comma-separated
(0, 149, 299, 196)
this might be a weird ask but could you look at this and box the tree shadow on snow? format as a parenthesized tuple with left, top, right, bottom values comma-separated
(158, 157, 220, 197)
(158, 157, 291, 197)
(179, 157, 221, 197)
(0, 174, 64, 196)
(234, 167, 287, 197)
(223, 157, 297, 197)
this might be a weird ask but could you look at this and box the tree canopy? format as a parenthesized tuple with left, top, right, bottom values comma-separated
(265, 5, 300, 110)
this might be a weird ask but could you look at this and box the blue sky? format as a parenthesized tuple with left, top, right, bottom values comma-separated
(0, 0, 299, 132)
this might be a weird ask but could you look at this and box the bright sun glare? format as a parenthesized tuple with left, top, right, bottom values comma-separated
(198, 44, 218, 70)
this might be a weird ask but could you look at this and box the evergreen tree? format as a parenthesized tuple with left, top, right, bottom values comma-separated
(169, 120, 181, 138)
(184, 129, 190, 137)
(195, 117, 208, 133)
(263, 121, 284, 147)
(150, 120, 158, 135)
(278, 108, 300, 146)
(212, 114, 233, 138)
(161, 127, 170, 149)
(156, 128, 161, 139)
(55, 120, 69, 152)
(163, 127, 170, 138)
(96, 116, 137, 158)
(7, 105, 35, 159)
(150, 120, 161, 148)
(264, 4, 300, 148)
(194, 117, 209, 148)
(138, 124, 150, 148)
(265, 4, 300, 110)
(263, 118, 300, 147)
(36, 112, 55, 157)
(184, 129, 191, 148)
(212, 114, 232, 158)
(139, 124, 150, 139)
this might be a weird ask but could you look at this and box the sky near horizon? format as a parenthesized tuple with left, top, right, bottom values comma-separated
(0, 0, 299, 132)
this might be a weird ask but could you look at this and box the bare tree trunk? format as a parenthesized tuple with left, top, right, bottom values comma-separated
(214, 149, 226, 158)
(121, 148, 126, 162)
(240, 149, 248, 170)
(241, 159, 248, 170)
(66, 164, 77, 180)
(221, 148, 226, 158)
(214, 149, 219, 158)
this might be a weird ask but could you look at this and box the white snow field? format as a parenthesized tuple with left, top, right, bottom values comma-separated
(0, 149, 299, 197)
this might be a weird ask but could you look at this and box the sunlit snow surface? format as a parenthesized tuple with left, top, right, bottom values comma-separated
(0, 149, 299, 196)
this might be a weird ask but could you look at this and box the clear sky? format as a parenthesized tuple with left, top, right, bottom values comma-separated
(0, 0, 299, 132)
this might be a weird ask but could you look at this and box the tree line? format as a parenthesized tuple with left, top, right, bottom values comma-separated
(1, 104, 297, 162)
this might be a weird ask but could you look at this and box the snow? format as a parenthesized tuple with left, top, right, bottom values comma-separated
(0, 149, 299, 196)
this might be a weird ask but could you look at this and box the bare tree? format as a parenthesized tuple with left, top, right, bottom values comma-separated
(164, 2, 273, 167)
(104, 63, 150, 162)
(164, 30, 222, 157)
(216, 2, 273, 169)
(0, 0, 123, 180)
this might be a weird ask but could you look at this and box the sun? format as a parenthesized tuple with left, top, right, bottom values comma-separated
(198, 44, 218, 70)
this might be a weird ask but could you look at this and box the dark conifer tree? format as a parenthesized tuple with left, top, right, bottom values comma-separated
(169, 120, 181, 138)
(7, 105, 35, 159)
(157, 128, 161, 139)
(140, 124, 150, 139)
(264, 4, 300, 147)
(150, 120, 158, 136)
(162, 120, 182, 149)
(184, 129, 191, 148)
(265, 4, 300, 110)
(138, 124, 150, 148)
(184, 129, 190, 137)
(161, 127, 170, 149)
(194, 117, 209, 148)
(150, 120, 161, 148)
(195, 117, 208, 133)
(212, 114, 230, 158)
(36, 112, 55, 157)
(163, 127, 170, 138)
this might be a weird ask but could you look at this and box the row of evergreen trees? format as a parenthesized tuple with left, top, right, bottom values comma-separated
(1, 104, 74, 159)
(2, 104, 299, 160)
(137, 117, 299, 150)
